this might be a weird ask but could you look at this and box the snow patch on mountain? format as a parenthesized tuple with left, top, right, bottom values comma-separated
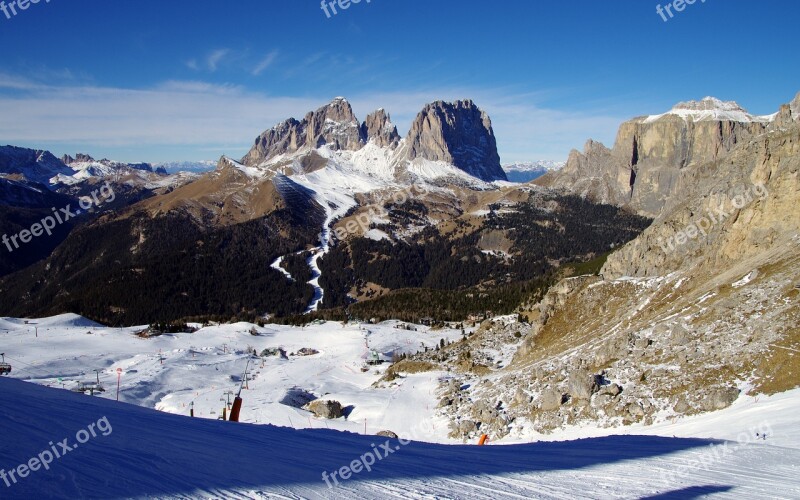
(643, 97, 776, 124)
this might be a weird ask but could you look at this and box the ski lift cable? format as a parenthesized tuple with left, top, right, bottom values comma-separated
(1, 354, 39, 375)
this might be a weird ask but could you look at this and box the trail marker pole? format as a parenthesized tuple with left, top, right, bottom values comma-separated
(116, 368, 122, 401)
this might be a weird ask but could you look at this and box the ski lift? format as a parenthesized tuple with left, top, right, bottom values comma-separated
(0, 353, 12, 375)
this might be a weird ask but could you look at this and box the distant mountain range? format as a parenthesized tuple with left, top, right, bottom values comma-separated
(502, 161, 565, 183)
(154, 160, 218, 174)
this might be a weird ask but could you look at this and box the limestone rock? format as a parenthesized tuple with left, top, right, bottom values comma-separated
(242, 97, 364, 165)
(568, 370, 601, 400)
(702, 386, 740, 411)
(405, 99, 507, 182)
(304, 399, 343, 419)
(539, 387, 563, 411)
(361, 109, 400, 148)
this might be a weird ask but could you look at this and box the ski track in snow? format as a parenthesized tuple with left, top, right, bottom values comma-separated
(1, 314, 799, 498)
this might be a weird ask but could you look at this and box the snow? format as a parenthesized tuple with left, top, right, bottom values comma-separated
(1, 314, 799, 498)
(643, 97, 775, 124)
(269, 255, 294, 281)
(220, 156, 268, 179)
(0, 315, 464, 439)
(732, 270, 758, 288)
(364, 229, 390, 241)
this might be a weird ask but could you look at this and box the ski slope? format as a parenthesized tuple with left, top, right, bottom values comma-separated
(1, 314, 799, 498)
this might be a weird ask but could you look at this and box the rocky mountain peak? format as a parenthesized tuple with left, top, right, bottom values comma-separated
(405, 99, 507, 182)
(0, 145, 72, 185)
(361, 108, 400, 148)
(242, 98, 364, 166)
(303, 97, 363, 150)
(61, 153, 95, 165)
(672, 96, 744, 113)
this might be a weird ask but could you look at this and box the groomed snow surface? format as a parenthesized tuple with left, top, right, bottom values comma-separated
(1, 314, 799, 499)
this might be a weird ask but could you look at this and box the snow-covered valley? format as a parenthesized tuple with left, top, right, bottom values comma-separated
(1, 314, 798, 498)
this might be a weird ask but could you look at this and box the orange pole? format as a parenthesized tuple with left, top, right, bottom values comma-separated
(229, 397, 243, 422)
(478, 434, 489, 446)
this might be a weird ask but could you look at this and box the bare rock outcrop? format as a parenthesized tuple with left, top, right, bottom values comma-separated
(242, 97, 364, 165)
(405, 99, 507, 182)
(304, 399, 344, 419)
(539, 95, 786, 217)
(361, 109, 400, 148)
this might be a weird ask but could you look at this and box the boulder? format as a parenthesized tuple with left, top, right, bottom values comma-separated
(568, 370, 601, 400)
(539, 387, 563, 411)
(304, 399, 343, 419)
(702, 386, 741, 411)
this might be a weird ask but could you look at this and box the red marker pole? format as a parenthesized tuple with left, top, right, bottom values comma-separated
(116, 368, 122, 401)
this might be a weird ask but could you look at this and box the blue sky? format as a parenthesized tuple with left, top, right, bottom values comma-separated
(0, 0, 798, 163)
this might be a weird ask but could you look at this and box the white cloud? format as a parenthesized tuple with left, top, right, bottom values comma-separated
(0, 77, 626, 163)
(252, 50, 279, 76)
(206, 49, 230, 72)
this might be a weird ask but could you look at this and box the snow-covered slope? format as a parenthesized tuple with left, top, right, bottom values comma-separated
(643, 97, 776, 124)
(1, 351, 799, 498)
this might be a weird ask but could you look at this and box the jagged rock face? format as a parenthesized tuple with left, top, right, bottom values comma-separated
(304, 97, 364, 150)
(360, 108, 400, 148)
(541, 140, 632, 206)
(602, 121, 800, 279)
(61, 153, 95, 165)
(772, 92, 800, 129)
(0, 145, 72, 185)
(540, 96, 785, 217)
(406, 99, 507, 182)
(242, 98, 364, 166)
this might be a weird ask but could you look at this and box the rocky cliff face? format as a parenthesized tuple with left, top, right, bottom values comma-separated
(540, 96, 781, 217)
(242, 97, 364, 166)
(405, 99, 507, 182)
(241, 97, 507, 183)
(602, 120, 800, 279)
(539, 140, 632, 206)
(360, 108, 400, 148)
(407, 95, 800, 439)
(0, 146, 72, 185)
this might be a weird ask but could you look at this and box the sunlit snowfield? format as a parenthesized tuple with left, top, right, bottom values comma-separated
(1, 314, 798, 498)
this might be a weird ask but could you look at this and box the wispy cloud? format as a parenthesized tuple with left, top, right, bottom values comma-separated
(185, 49, 232, 72)
(206, 49, 230, 72)
(252, 50, 279, 76)
(0, 75, 626, 162)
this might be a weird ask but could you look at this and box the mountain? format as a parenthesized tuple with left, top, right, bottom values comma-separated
(537, 95, 797, 216)
(502, 161, 565, 183)
(403, 91, 800, 438)
(242, 97, 507, 183)
(55, 153, 175, 186)
(405, 99, 507, 182)
(0, 145, 74, 185)
(154, 160, 217, 174)
(242, 97, 366, 166)
(0, 97, 648, 325)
